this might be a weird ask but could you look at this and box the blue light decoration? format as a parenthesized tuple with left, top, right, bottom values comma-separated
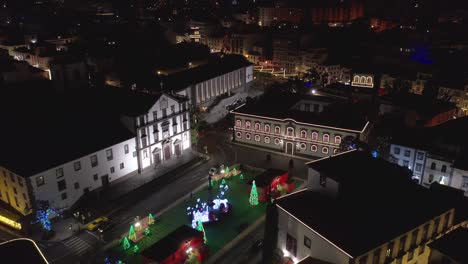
(31, 207, 62, 231)
(187, 183, 231, 228)
(371, 150, 378, 158)
(410, 45, 433, 65)
(304, 81, 312, 87)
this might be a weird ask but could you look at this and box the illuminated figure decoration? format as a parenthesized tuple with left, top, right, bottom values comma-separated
(221, 178, 226, 185)
(145, 227, 151, 236)
(249, 180, 259, 206)
(122, 237, 131, 250)
(196, 219, 207, 243)
(148, 213, 155, 225)
(128, 225, 136, 241)
(32, 206, 62, 231)
(240, 173, 244, 180)
(187, 185, 232, 229)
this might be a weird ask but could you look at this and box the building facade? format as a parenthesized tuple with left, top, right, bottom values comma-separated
(232, 95, 369, 159)
(131, 94, 191, 171)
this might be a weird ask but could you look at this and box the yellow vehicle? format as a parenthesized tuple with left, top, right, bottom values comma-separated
(87, 216, 108, 231)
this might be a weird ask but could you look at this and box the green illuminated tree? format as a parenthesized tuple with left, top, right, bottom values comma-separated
(221, 178, 226, 185)
(133, 244, 139, 253)
(249, 181, 259, 206)
(122, 237, 131, 250)
(233, 168, 237, 176)
(240, 173, 244, 180)
(196, 220, 207, 243)
(148, 213, 155, 225)
(145, 228, 150, 236)
(129, 225, 136, 241)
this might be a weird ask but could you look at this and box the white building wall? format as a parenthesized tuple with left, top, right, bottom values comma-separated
(277, 208, 351, 264)
(30, 138, 138, 209)
(449, 168, 468, 196)
(422, 157, 452, 187)
(390, 144, 426, 182)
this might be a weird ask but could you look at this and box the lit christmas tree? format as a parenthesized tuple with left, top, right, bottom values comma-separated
(129, 225, 136, 241)
(233, 168, 237, 176)
(196, 219, 207, 243)
(144, 227, 150, 236)
(133, 244, 139, 253)
(249, 180, 259, 206)
(221, 178, 226, 185)
(240, 173, 244, 180)
(122, 237, 131, 250)
(225, 166, 230, 175)
(148, 213, 155, 225)
(31, 206, 62, 231)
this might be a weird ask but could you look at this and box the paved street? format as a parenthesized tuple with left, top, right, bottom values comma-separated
(23, 122, 311, 263)
(216, 223, 265, 264)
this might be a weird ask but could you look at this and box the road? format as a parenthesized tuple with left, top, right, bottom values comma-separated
(216, 223, 265, 264)
(18, 125, 310, 263)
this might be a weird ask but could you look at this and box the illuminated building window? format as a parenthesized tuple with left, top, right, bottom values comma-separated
(56, 168, 64, 179)
(300, 143, 306, 150)
(255, 122, 261, 130)
(287, 127, 294, 137)
(36, 176, 45, 187)
(334, 135, 342, 144)
(245, 133, 251, 140)
(265, 124, 271, 133)
(246, 121, 251, 129)
(322, 147, 329, 154)
(106, 149, 113, 161)
(275, 138, 281, 145)
(323, 134, 330, 143)
(236, 132, 242, 138)
(236, 119, 242, 127)
(265, 137, 270, 143)
(311, 145, 317, 152)
(312, 132, 318, 141)
(74, 161, 81, 171)
(61, 192, 67, 200)
(91, 155, 98, 167)
(275, 126, 281, 134)
(300, 130, 307, 139)
(74, 182, 80, 189)
(255, 135, 261, 142)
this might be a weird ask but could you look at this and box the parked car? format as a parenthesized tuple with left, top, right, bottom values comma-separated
(87, 216, 108, 231)
(97, 221, 114, 233)
(209, 167, 218, 176)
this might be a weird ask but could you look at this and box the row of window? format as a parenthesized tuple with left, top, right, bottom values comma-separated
(394, 147, 424, 160)
(0, 190, 29, 210)
(1, 170, 23, 187)
(358, 212, 451, 264)
(236, 132, 338, 154)
(42, 144, 131, 185)
(37, 158, 127, 188)
(139, 103, 188, 126)
(235, 120, 342, 143)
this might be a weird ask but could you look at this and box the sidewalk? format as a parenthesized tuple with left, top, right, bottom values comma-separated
(32, 149, 208, 242)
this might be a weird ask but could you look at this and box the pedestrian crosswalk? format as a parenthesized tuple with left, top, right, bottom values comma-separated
(62, 236, 91, 257)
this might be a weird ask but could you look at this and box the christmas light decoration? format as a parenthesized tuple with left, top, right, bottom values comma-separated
(133, 245, 139, 253)
(148, 213, 155, 225)
(240, 173, 244, 180)
(31, 207, 62, 231)
(145, 228, 150, 236)
(249, 180, 259, 206)
(122, 237, 131, 250)
(128, 225, 136, 241)
(221, 178, 226, 185)
(196, 220, 207, 243)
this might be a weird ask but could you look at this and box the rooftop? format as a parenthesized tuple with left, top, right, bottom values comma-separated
(380, 93, 457, 119)
(277, 180, 453, 258)
(233, 93, 368, 131)
(276, 151, 454, 257)
(144, 54, 252, 93)
(428, 227, 468, 264)
(0, 83, 170, 176)
(140, 225, 202, 262)
(0, 239, 48, 264)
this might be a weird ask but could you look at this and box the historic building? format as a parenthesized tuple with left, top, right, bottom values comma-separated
(232, 94, 370, 159)
(0, 87, 191, 214)
(274, 150, 460, 264)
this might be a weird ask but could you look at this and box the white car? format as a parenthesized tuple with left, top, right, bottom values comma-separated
(209, 167, 218, 176)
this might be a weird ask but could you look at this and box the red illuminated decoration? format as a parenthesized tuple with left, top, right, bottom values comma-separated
(141, 225, 208, 264)
(248, 169, 294, 203)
